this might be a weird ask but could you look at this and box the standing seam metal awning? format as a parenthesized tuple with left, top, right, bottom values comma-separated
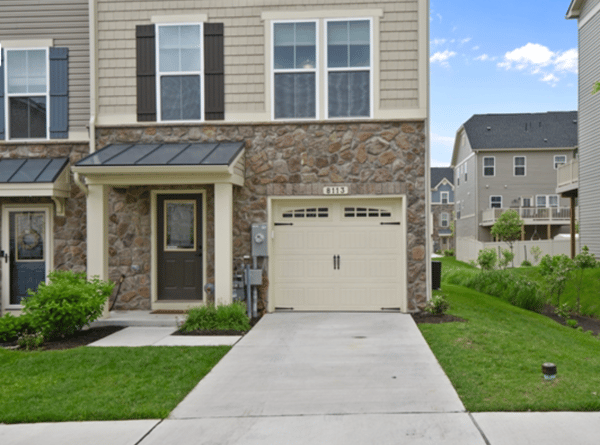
(76, 142, 245, 167)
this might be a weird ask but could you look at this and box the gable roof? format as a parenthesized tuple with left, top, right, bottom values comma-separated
(431, 167, 454, 188)
(463, 111, 578, 150)
(566, 0, 585, 18)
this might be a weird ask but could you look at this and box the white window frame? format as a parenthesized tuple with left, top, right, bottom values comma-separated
(483, 156, 495, 177)
(536, 195, 547, 208)
(4, 47, 50, 141)
(271, 19, 319, 121)
(554, 155, 567, 170)
(549, 195, 559, 207)
(155, 23, 204, 123)
(324, 17, 374, 120)
(514, 156, 526, 176)
(441, 191, 449, 204)
(440, 212, 449, 227)
(490, 195, 502, 208)
(521, 197, 532, 208)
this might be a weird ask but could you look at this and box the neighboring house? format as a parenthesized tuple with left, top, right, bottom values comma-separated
(1, 1, 430, 314)
(451, 112, 578, 263)
(430, 167, 454, 253)
(0, 1, 90, 312)
(566, 0, 600, 259)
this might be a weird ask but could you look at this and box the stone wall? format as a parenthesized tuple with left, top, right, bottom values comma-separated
(97, 120, 428, 311)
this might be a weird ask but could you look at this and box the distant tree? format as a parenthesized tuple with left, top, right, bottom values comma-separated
(490, 210, 524, 267)
(594, 82, 600, 94)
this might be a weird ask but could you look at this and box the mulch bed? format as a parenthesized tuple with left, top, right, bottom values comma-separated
(541, 305, 600, 336)
(0, 326, 125, 351)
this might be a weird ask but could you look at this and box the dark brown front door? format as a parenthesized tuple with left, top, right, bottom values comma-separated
(157, 194, 203, 300)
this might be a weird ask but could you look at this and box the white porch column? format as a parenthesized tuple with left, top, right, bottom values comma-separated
(86, 184, 110, 317)
(214, 183, 233, 306)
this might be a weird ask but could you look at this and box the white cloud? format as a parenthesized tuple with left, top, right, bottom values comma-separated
(472, 45, 480, 51)
(431, 133, 455, 147)
(475, 54, 490, 61)
(430, 158, 451, 167)
(497, 43, 578, 85)
(460, 37, 472, 45)
(431, 38, 447, 46)
(430, 50, 457, 67)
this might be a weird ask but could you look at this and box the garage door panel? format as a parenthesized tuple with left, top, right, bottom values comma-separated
(272, 199, 405, 312)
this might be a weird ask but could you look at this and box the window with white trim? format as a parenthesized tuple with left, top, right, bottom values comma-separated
(483, 157, 495, 176)
(514, 156, 526, 176)
(554, 155, 567, 169)
(157, 23, 203, 121)
(490, 195, 502, 208)
(441, 191, 449, 204)
(549, 195, 559, 207)
(5, 48, 48, 139)
(440, 212, 449, 227)
(536, 195, 547, 208)
(326, 19, 371, 118)
(273, 21, 317, 119)
(521, 197, 532, 208)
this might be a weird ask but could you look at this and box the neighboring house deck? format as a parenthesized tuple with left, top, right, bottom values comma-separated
(451, 111, 578, 263)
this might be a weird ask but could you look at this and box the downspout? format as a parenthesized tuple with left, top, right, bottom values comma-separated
(88, 0, 98, 154)
(73, 172, 89, 196)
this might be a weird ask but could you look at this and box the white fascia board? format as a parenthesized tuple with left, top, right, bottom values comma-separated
(450, 125, 466, 167)
(566, 0, 584, 18)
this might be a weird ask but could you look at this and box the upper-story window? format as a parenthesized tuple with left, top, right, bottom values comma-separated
(5, 49, 48, 139)
(514, 156, 526, 176)
(441, 191, 449, 204)
(326, 19, 371, 118)
(440, 212, 449, 227)
(273, 21, 317, 119)
(483, 157, 495, 176)
(464, 162, 468, 182)
(554, 155, 567, 169)
(271, 18, 372, 121)
(456, 167, 460, 186)
(157, 24, 203, 121)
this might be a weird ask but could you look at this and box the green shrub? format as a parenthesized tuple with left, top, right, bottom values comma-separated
(17, 332, 44, 350)
(555, 303, 572, 319)
(424, 294, 450, 315)
(23, 270, 114, 340)
(565, 319, 578, 329)
(477, 248, 497, 270)
(0, 313, 31, 342)
(181, 302, 251, 332)
(521, 260, 532, 267)
(443, 249, 455, 257)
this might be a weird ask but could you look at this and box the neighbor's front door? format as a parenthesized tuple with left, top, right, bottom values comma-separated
(156, 194, 203, 300)
(2, 207, 50, 307)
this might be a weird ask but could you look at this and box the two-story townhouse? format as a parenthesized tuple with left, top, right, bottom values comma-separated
(430, 167, 454, 253)
(451, 112, 577, 263)
(0, 1, 90, 313)
(62, 0, 430, 314)
(566, 0, 600, 259)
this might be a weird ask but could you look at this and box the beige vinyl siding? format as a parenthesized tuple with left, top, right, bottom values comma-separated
(0, 1, 90, 138)
(578, 9, 600, 257)
(582, 0, 600, 18)
(96, 0, 422, 123)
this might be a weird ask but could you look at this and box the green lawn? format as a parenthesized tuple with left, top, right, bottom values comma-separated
(419, 284, 600, 411)
(0, 346, 230, 424)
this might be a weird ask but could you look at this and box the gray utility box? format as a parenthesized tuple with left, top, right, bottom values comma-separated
(247, 269, 263, 286)
(251, 223, 268, 257)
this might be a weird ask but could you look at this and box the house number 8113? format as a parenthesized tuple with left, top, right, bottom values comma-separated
(323, 186, 348, 195)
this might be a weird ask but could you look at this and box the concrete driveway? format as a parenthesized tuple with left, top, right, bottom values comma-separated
(140, 312, 486, 444)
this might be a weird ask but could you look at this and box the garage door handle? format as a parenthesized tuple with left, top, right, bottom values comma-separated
(337, 255, 340, 270)
(333, 255, 337, 270)
(381, 222, 400, 225)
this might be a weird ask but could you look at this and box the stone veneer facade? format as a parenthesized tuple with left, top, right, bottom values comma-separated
(431, 204, 455, 252)
(97, 120, 428, 311)
(0, 143, 89, 308)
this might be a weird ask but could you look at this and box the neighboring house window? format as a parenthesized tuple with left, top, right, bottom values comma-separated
(464, 162, 468, 182)
(514, 156, 526, 176)
(1, 47, 69, 140)
(522, 197, 532, 207)
(157, 24, 203, 121)
(441, 191, 449, 204)
(456, 167, 460, 186)
(549, 195, 559, 207)
(136, 23, 224, 122)
(273, 21, 317, 119)
(483, 157, 495, 176)
(490, 196, 502, 208)
(456, 201, 461, 219)
(440, 212, 449, 227)
(554, 155, 567, 169)
(536, 195, 547, 208)
(326, 19, 371, 118)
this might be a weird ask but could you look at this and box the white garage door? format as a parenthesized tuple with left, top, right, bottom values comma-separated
(271, 198, 405, 311)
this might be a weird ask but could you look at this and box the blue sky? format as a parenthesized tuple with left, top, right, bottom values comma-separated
(429, 1, 579, 166)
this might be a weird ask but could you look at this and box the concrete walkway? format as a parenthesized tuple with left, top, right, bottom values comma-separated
(2, 313, 600, 444)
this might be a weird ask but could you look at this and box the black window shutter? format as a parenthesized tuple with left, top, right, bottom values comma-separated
(136, 24, 157, 122)
(0, 51, 4, 140)
(204, 23, 224, 121)
(49, 47, 69, 139)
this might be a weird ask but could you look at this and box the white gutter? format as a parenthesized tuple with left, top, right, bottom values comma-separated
(73, 172, 89, 196)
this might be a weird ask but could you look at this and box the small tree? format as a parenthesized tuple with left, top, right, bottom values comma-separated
(539, 254, 575, 307)
(477, 247, 497, 270)
(530, 245, 543, 265)
(573, 246, 598, 314)
(490, 210, 524, 267)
